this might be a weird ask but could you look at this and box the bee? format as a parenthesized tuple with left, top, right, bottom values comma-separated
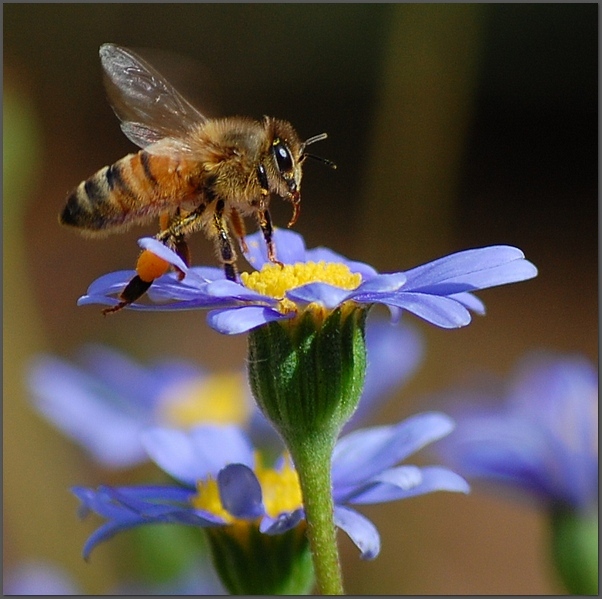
(60, 43, 334, 314)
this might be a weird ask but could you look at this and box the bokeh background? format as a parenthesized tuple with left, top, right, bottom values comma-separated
(4, 4, 597, 594)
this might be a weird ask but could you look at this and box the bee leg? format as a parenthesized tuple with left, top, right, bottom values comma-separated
(258, 208, 283, 268)
(213, 199, 238, 282)
(157, 204, 208, 279)
(102, 246, 171, 315)
(229, 207, 249, 254)
(102, 275, 153, 315)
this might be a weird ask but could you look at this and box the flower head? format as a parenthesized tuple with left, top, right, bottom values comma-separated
(434, 352, 598, 512)
(78, 229, 537, 335)
(73, 415, 468, 563)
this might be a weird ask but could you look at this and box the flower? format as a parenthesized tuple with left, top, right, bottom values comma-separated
(432, 352, 598, 595)
(27, 345, 254, 469)
(27, 317, 423, 468)
(434, 352, 597, 512)
(73, 415, 469, 563)
(77, 229, 537, 335)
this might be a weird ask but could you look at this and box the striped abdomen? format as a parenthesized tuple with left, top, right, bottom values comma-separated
(60, 150, 201, 235)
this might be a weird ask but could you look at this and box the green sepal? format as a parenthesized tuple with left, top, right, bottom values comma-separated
(247, 306, 368, 444)
(206, 524, 314, 595)
(550, 506, 598, 595)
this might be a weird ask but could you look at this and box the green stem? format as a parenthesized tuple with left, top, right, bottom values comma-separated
(289, 434, 344, 595)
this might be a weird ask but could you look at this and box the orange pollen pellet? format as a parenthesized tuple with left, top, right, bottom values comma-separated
(136, 249, 170, 282)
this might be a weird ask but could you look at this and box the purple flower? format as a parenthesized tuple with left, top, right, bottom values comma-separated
(27, 317, 423, 468)
(27, 345, 254, 469)
(73, 414, 469, 561)
(434, 352, 598, 512)
(77, 229, 537, 335)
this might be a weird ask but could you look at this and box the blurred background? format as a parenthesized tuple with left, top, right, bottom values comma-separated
(4, 4, 597, 594)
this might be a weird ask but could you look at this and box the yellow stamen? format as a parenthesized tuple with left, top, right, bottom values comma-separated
(158, 373, 251, 428)
(241, 261, 362, 315)
(192, 476, 234, 524)
(255, 454, 303, 518)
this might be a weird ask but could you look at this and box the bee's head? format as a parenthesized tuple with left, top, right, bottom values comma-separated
(259, 117, 334, 227)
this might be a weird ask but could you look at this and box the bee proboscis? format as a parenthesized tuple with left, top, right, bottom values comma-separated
(60, 43, 334, 314)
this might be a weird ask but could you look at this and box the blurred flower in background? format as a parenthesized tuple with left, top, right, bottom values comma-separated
(27, 345, 254, 469)
(26, 315, 424, 469)
(434, 352, 598, 594)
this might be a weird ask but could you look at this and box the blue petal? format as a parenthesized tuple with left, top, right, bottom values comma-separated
(141, 426, 254, 485)
(27, 355, 150, 468)
(285, 283, 352, 308)
(218, 464, 264, 519)
(373, 292, 472, 328)
(207, 306, 291, 334)
(243, 228, 307, 268)
(354, 272, 406, 294)
(403, 246, 537, 294)
(259, 508, 305, 535)
(347, 465, 470, 504)
(333, 505, 380, 560)
(450, 291, 486, 314)
(84, 270, 134, 295)
(332, 412, 455, 490)
(73, 485, 222, 559)
(203, 279, 277, 304)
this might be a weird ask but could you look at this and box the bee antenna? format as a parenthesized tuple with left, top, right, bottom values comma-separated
(304, 153, 337, 170)
(302, 132, 329, 149)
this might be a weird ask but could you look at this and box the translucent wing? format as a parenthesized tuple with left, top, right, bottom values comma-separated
(99, 43, 207, 152)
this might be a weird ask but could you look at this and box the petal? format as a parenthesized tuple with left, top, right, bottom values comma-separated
(353, 272, 407, 295)
(243, 228, 307, 268)
(218, 464, 264, 519)
(84, 270, 134, 296)
(72, 485, 220, 559)
(375, 292, 472, 328)
(207, 306, 291, 335)
(403, 246, 537, 294)
(450, 291, 486, 314)
(333, 505, 380, 560)
(347, 465, 470, 504)
(203, 279, 277, 304)
(141, 426, 254, 485)
(332, 412, 455, 491)
(259, 508, 305, 535)
(27, 355, 150, 468)
(285, 282, 352, 308)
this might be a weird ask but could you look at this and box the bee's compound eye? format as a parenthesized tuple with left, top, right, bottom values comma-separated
(272, 139, 294, 174)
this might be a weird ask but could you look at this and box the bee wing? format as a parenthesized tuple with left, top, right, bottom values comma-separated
(99, 43, 206, 152)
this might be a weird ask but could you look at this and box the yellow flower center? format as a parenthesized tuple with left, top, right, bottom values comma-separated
(241, 261, 362, 314)
(191, 453, 302, 524)
(158, 373, 251, 428)
(255, 454, 303, 519)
